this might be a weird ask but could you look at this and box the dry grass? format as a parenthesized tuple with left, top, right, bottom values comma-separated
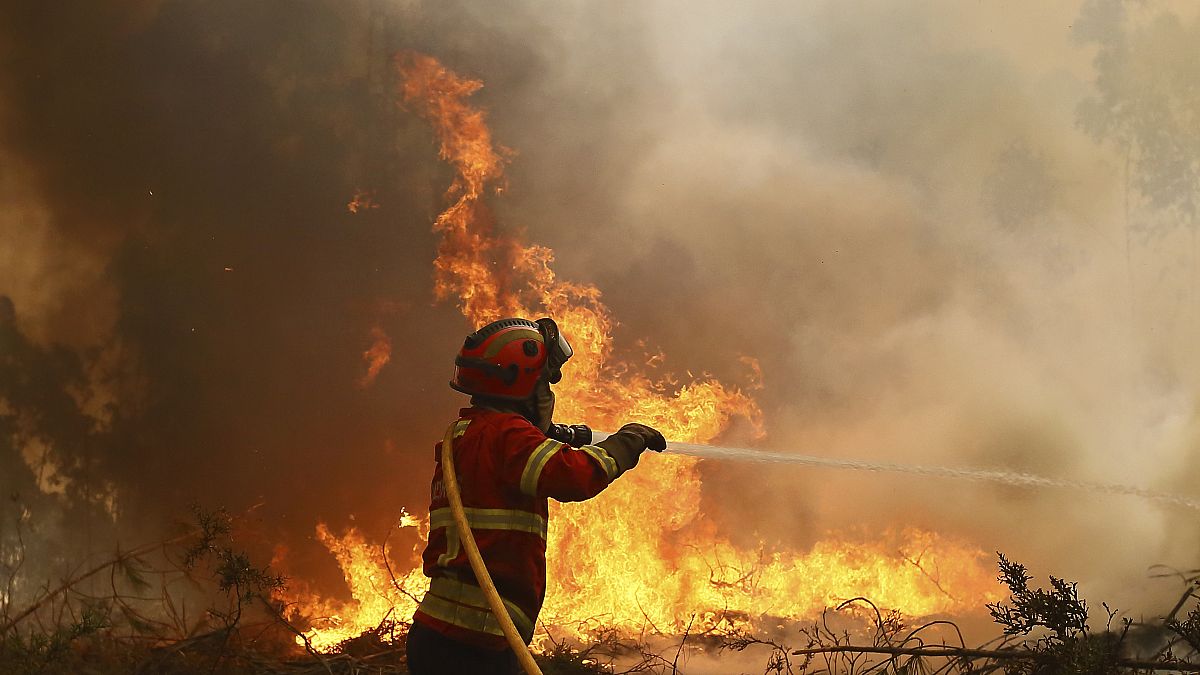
(5, 510, 1200, 675)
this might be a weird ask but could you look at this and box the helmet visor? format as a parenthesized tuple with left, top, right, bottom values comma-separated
(535, 317, 573, 381)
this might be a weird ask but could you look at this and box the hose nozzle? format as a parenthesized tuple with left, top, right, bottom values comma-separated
(546, 423, 592, 446)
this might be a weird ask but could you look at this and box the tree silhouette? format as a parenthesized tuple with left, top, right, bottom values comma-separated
(1077, 0, 1200, 234)
(0, 297, 122, 612)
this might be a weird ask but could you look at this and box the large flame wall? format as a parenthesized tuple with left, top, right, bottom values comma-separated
(273, 53, 1001, 652)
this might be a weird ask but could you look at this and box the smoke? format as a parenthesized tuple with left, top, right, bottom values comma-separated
(588, 0, 1200, 614)
(3, 0, 1200, 621)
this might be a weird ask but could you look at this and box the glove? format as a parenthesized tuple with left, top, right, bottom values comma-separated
(595, 423, 667, 477)
(616, 423, 667, 452)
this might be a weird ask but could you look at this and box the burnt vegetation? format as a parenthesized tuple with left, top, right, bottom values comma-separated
(5, 511, 1200, 675)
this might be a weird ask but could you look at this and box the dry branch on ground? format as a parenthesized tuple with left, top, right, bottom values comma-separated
(6, 515, 1200, 675)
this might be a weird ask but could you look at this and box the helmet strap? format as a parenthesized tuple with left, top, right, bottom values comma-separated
(531, 378, 555, 433)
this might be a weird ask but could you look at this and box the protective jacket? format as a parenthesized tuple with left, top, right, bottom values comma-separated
(412, 407, 622, 650)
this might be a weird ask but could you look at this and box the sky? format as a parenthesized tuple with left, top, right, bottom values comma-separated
(3, 0, 1200, 620)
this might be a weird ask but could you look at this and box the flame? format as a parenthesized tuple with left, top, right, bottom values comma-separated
(347, 189, 379, 214)
(276, 52, 1001, 651)
(357, 326, 392, 388)
(275, 513, 429, 652)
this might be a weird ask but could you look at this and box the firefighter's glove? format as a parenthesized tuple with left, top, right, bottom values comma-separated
(618, 423, 667, 452)
(596, 423, 667, 477)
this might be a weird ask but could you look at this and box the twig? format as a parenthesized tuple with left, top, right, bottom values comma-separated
(380, 519, 421, 606)
(671, 614, 694, 674)
(257, 596, 333, 675)
(207, 575, 242, 675)
(634, 595, 665, 636)
(1169, 584, 1200, 623)
(904, 548, 956, 602)
(898, 620, 967, 650)
(2, 499, 27, 623)
(0, 528, 198, 635)
(788, 644, 1200, 672)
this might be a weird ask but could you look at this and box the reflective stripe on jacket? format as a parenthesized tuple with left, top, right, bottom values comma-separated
(413, 407, 620, 650)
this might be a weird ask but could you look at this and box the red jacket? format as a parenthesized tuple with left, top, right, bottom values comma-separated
(412, 407, 621, 649)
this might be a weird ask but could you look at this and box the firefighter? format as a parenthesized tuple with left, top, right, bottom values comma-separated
(405, 317, 666, 675)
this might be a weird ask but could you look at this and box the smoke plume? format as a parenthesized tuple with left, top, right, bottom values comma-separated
(3, 0, 1200, 618)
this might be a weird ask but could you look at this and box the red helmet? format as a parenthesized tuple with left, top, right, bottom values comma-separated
(450, 317, 573, 400)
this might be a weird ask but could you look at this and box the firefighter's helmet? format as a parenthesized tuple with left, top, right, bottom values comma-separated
(450, 317, 573, 400)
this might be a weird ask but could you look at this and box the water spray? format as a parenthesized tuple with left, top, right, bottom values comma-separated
(592, 432, 1200, 511)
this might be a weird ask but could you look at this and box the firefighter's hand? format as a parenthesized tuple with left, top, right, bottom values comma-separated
(617, 423, 667, 452)
(595, 423, 664, 476)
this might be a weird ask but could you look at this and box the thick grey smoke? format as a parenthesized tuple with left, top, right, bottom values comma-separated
(3, 0, 1200, 621)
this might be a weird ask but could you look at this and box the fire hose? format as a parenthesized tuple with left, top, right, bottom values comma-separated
(439, 423, 544, 675)
(437, 424, 1200, 675)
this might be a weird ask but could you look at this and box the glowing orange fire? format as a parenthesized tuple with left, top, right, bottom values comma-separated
(274, 52, 1001, 653)
(347, 188, 379, 214)
(357, 326, 391, 388)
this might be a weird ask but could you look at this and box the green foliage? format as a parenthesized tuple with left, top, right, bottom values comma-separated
(989, 553, 1089, 640)
(1166, 603, 1200, 655)
(182, 505, 285, 605)
(0, 505, 292, 674)
(0, 602, 109, 674)
(988, 553, 1129, 675)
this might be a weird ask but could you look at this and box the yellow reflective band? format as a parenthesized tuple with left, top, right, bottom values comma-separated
(418, 576, 534, 641)
(431, 576, 534, 636)
(578, 445, 619, 480)
(453, 419, 471, 438)
(419, 592, 505, 637)
(429, 507, 548, 540)
(482, 328, 543, 358)
(436, 524, 461, 567)
(520, 438, 564, 497)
